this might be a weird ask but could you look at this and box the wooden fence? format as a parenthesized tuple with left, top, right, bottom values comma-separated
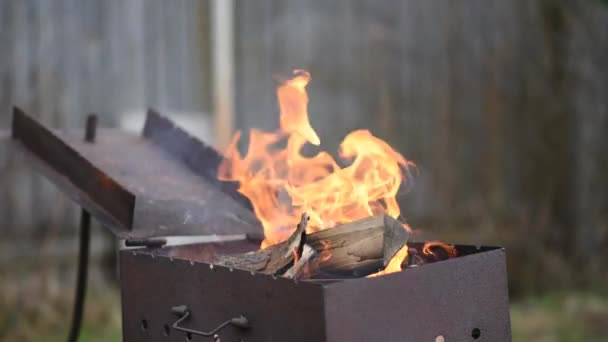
(232, 0, 608, 287)
(0, 0, 606, 288)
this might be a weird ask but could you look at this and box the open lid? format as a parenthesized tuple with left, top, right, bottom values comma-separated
(10, 107, 263, 240)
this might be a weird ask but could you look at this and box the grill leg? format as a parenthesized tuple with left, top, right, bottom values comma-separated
(67, 210, 91, 342)
(67, 114, 97, 342)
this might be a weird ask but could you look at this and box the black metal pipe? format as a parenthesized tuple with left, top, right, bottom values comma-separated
(67, 114, 97, 342)
(124, 238, 167, 248)
(68, 210, 91, 342)
(84, 115, 97, 143)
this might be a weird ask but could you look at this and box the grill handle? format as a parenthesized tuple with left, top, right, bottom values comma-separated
(171, 305, 250, 340)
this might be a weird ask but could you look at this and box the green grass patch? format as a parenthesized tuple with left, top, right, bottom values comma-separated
(511, 292, 608, 342)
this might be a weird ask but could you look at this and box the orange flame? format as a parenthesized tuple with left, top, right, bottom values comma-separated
(368, 245, 409, 278)
(219, 70, 414, 247)
(277, 70, 320, 146)
(423, 241, 457, 258)
(318, 240, 333, 262)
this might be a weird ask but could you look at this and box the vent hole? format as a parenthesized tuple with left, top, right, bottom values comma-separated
(472, 328, 481, 339)
(141, 319, 148, 331)
(186, 332, 193, 341)
(163, 324, 170, 336)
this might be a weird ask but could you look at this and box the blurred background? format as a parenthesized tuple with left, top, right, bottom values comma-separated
(1, 0, 607, 341)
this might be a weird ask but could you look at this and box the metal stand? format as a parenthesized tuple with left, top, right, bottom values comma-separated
(67, 115, 97, 342)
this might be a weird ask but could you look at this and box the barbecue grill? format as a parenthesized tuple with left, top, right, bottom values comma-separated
(8, 107, 512, 341)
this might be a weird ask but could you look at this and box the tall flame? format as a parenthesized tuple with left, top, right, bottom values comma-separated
(219, 70, 414, 247)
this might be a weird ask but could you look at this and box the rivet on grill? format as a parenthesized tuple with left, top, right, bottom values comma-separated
(250, 271, 255, 276)
(190, 261, 195, 266)
(131, 251, 137, 256)
(271, 275, 277, 280)
(229, 267, 234, 272)
(472, 328, 481, 339)
(169, 257, 174, 262)
(209, 264, 215, 270)
(141, 319, 148, 332)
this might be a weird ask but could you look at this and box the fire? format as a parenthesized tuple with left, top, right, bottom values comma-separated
(423, 241, 457, 258)
(218, 70, 414, 247)
(368, 244, 409, 278)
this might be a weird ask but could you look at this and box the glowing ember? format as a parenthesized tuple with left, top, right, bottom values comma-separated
(218, 69, 414, 248)
(423, 241, 457, 258)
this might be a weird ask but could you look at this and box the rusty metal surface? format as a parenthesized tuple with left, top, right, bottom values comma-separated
(11, 107, 136, 231)
(159, 239, 260, 263)
(121, 248, 327, 342)
(143, 109, 251, 210)
(120, 244, 511, 342)
(324, 245, 511, 342)
(11, 107, 263, 240)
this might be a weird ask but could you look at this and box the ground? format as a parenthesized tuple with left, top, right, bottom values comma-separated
(511, 293, 608, 342)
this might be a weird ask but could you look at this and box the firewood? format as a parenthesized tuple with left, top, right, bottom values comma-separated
(215, 213, 309, 274)
(214, 214, 409, 278)
(304, 215, 409, 275)
(283, 244, 317, 279)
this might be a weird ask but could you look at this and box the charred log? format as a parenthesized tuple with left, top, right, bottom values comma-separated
(303, 215, 409, 276)
(215, 213, 309, 274)
(283, 245, 317, 279)
(215, 214, 409, 278)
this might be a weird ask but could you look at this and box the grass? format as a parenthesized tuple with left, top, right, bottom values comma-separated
(0, 282, 122, 342)
(511, 292, 608, 342)
(43, 326, 122, 342)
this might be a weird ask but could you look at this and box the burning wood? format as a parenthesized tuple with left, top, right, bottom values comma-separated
(283, 244, 316, 279)
(368, 244, 409, 278)
(215, 213, 309, 274)
(215, 214, 409, 279)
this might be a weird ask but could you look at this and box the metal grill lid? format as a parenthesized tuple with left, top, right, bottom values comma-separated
(10, 107, 263, 240)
